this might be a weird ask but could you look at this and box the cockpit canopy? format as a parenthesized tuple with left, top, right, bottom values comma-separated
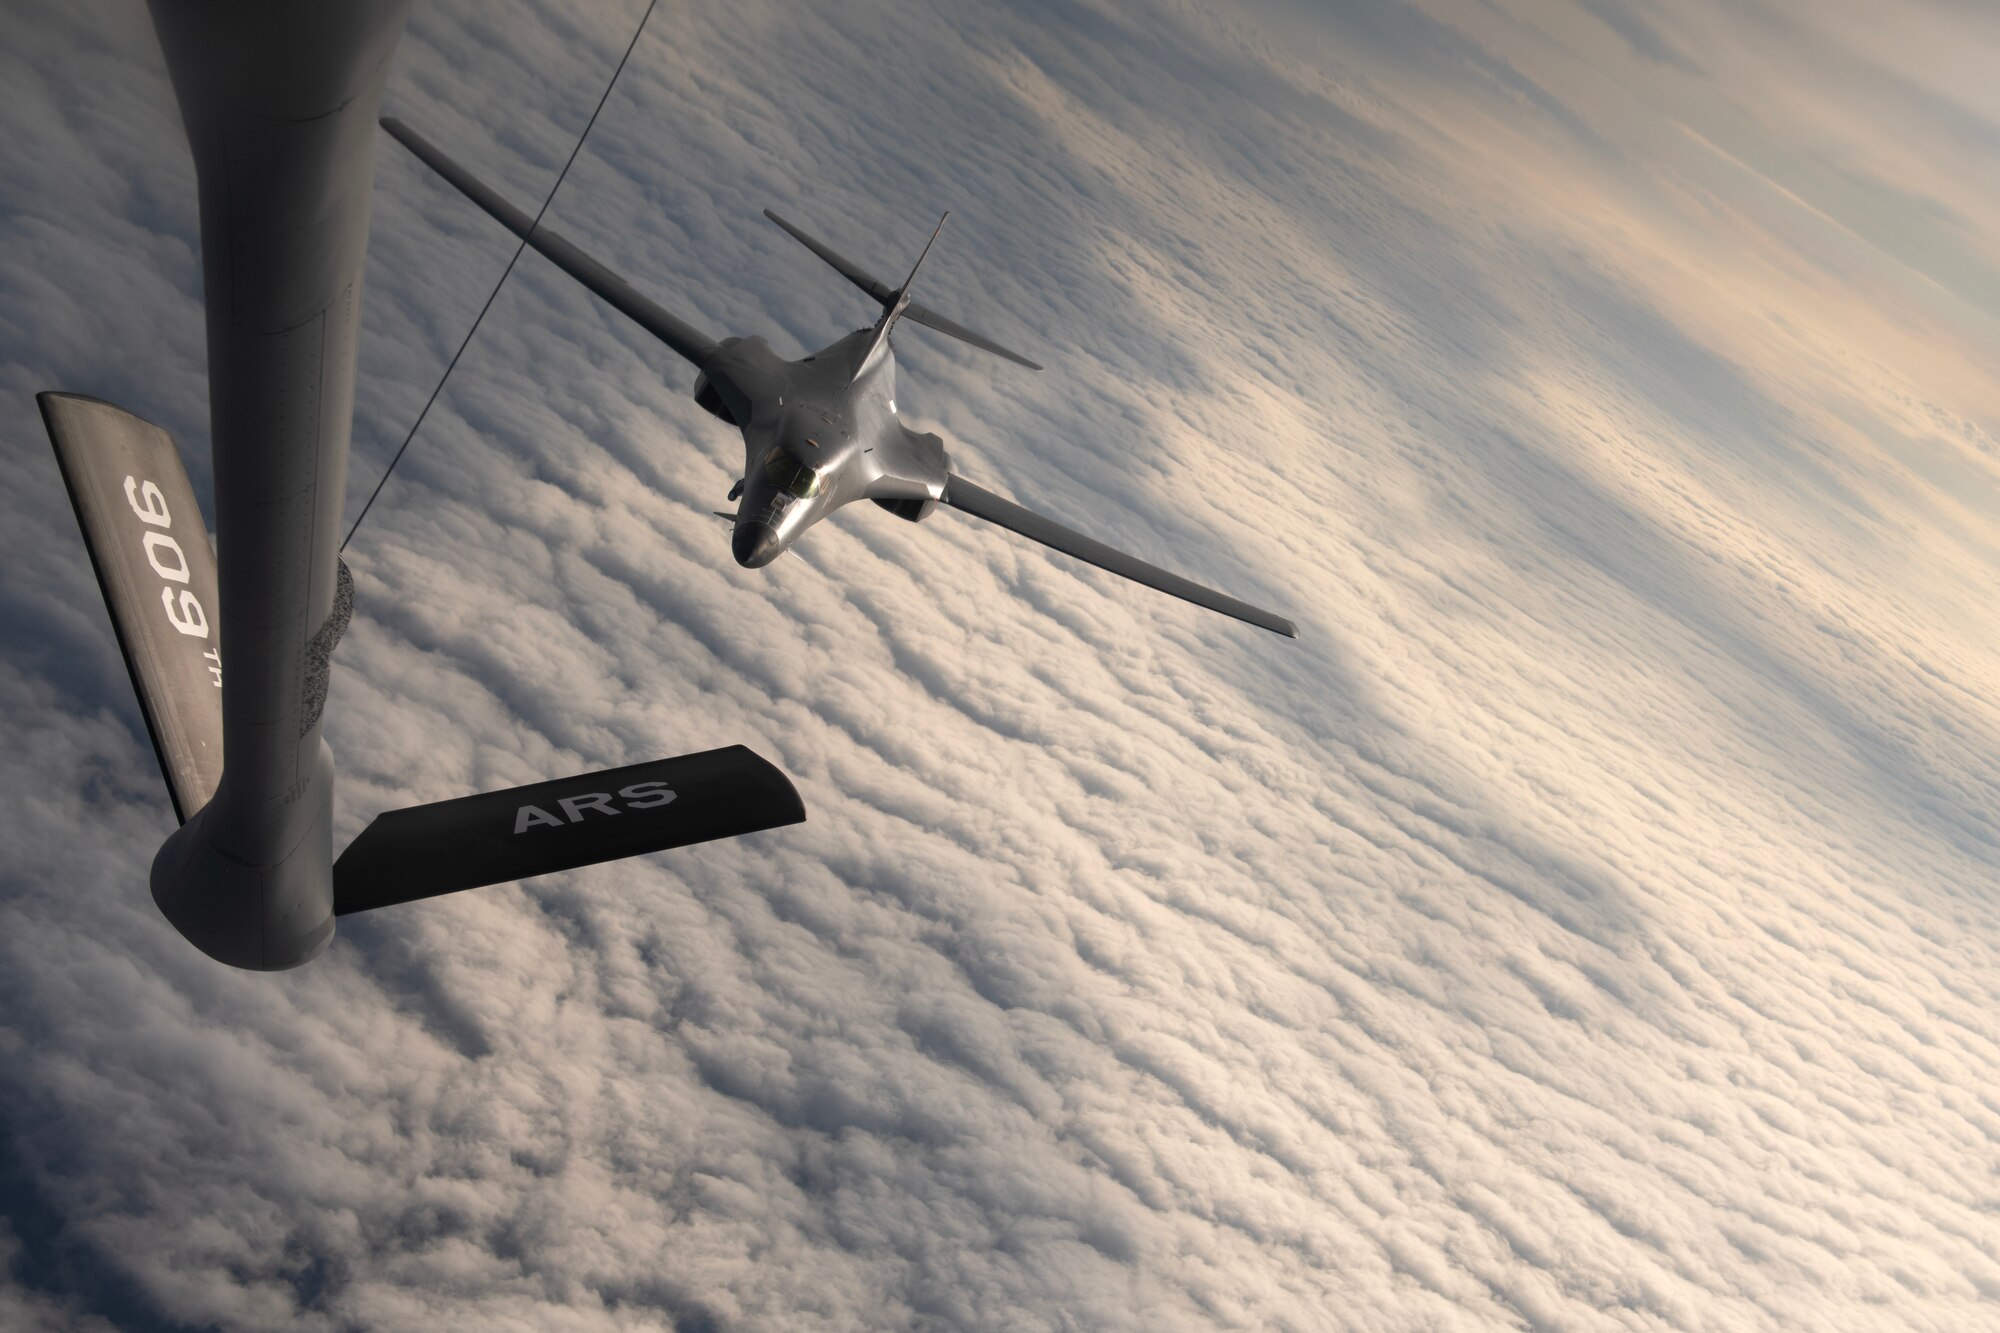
(761, 446, 824, 500)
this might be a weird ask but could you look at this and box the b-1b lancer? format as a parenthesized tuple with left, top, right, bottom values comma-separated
(382, 119, 1297, 639)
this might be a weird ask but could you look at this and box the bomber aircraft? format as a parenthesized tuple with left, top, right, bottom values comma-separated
(382, 119, 1298, 639)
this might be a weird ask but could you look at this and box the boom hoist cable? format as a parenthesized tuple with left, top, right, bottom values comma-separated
(342, 0, 660, 552)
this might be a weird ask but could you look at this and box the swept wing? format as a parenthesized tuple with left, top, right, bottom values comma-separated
(943, 475, 1297, 638)
(381, 117, 718, 368)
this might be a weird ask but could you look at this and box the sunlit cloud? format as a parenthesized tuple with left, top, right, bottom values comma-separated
(3, 0, 1998, 1327)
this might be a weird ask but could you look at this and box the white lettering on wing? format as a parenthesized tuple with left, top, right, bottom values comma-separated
(514, 782, 678, 833)
(123, 474, 215, 643)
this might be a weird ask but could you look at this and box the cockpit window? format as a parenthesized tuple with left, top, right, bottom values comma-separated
(762, 447, 823, 500)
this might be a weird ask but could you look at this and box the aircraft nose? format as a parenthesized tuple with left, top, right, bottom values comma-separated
(732, 519, 781, 568)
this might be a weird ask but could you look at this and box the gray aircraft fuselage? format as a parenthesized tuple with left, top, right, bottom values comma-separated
(698, 329, 948, 569)
(144, 0, 411, 967)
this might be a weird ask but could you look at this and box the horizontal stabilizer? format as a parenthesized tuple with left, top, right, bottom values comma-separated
(763, 209, 1041, 370)
(332, 745, 805, 915)
(381, 117, 719, 368)
(763, 208, 897, 306)
(40, 392, 225, 820)
(943, 474, 1297, 638)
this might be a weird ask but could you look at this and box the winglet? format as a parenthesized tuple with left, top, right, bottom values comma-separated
(333, 746, 806, 915)
(40, 392, 226, 820)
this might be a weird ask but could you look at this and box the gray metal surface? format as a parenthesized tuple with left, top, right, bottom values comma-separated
(140, 0, 413, 969)
(389, 121, 1293, 638)
(39, 392, 227, 820)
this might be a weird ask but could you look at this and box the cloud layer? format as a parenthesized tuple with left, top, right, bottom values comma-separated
(4, 0, 1999, 1328)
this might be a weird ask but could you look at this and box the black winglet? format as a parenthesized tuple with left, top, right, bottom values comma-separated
(332, 745, 805, 915)
(40, 392, 226, 821)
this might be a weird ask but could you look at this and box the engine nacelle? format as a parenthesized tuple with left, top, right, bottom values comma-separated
(872, 496, 937, 522)
(691, 340, 756, 426)
(692, 372, 740, 425)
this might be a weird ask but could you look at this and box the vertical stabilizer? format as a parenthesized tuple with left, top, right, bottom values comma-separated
(848, 212, 948, 382)
(40, 393, 224, 821)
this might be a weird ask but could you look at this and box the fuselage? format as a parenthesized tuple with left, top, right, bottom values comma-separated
(145, 0, 410, 968)
(696, 328, 950, 568)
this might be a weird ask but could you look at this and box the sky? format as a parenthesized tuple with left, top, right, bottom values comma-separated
(4, 0, 2000, 1328)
